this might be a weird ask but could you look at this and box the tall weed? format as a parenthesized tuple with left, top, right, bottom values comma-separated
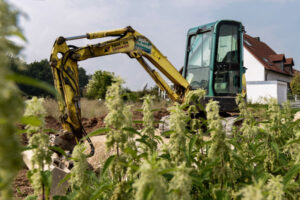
(12, 84, 300, 199)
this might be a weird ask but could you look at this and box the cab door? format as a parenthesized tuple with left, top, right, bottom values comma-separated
(213, 22, 242, 96)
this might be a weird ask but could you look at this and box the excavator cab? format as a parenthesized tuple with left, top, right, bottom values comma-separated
(183, 20, 245, 112)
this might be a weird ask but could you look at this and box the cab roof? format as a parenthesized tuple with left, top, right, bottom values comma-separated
(187, 19, 242, 36)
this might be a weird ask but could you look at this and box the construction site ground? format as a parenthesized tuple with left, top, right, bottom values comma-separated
(13, 109, 300, 198)
(13, 109, 169, 198)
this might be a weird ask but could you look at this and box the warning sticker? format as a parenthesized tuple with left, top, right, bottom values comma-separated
(135, 37, 152, 54)
(112, 41, 129, 51)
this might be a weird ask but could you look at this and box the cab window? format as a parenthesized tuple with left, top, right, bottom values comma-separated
(214, 23, 240, 95)
(185, 31, 212, 90)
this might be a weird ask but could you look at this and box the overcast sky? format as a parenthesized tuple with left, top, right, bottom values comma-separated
(8, 0, 300, 90)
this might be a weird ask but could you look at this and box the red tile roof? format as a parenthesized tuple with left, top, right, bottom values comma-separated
(269, 54, 285, 62)
(285, 58, 294, 65)
(243, 34, 293, 76)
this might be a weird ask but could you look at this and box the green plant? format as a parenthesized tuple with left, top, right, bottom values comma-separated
(140, 95, 158, 153)
(86, 70, 115, 100)
(103, 77, 137, 190)
(290, 73, 300, 96)
(27, 133, 52, 199)
(24, 97, 47, 135)
(23, 97, 52, 200)
(168, 103, 189, 165)
(168, 163, 192, 200)
(9, 75, 298, 200)
(133, 155, 168, 200)
(0, 0, 25, 199)
(69, 144, 91, 200)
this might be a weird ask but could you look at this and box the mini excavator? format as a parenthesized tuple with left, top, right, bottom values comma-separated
(49, 20, 246, 155)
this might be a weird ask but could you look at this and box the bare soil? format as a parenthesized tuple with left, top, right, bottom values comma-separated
(13, 168, 34, 199)
(44, 108, 169, 134)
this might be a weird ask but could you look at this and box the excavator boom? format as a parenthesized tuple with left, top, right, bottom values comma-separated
(50, 26, 189, 140)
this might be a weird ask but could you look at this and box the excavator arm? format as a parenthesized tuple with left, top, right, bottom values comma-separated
(49, 26, 190, 141)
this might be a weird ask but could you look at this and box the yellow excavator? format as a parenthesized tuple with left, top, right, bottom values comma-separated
(49, 20, 246, 154)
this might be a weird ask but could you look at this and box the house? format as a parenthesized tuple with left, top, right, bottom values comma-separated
(243, 34, 295, 104)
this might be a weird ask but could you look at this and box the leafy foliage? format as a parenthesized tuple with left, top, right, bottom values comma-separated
(69, 144, 92, 200)
(86, 70, 115, 100)
(16, 84, 300, 199)
(0, 0, 25, 199)
(123, 85, 161, 102)
(24, 97, 53, 199)
(9, 57, 90, 97)
(23, 97, 47, 134)
(78, 67, 90, 95)
(133, 155, 168, 200)
(290, 72, 300, 96)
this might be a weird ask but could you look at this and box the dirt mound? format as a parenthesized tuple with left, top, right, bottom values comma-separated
(13, 168, 34, 198)
(76, 108, 169, 133)
(45, 115, 61, 132)
(154, 109, 169, 123)
(18, 108, 170, 148)
(82, 116, 106, 133)
(132, 108, 170, 129)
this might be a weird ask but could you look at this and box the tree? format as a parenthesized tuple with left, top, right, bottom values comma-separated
(8, 58, 54, 97)
(9, 57, 90, 97)
(85, 70, 115, 99)
(78, 67, 90, 95)
(22, 59, 53, 97)
(290, 72, 300, 96)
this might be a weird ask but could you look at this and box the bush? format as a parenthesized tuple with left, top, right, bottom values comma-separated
(290, 73, 300, 96)
(85, 70, 115, 100)
(122, 85, 161, 102)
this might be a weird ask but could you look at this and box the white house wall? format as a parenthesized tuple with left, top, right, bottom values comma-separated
(244, 48, 265, 81)
(246, 81, 287, 104)
(277, 81, 287, 104)
(266, 70, 292, 83)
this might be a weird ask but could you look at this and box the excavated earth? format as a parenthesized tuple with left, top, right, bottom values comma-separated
(13, 108, 169, 198)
